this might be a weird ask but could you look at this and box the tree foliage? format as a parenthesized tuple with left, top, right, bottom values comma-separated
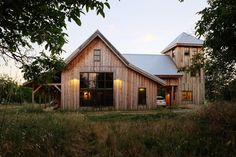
(21, 52, 65, 83)
(0, 75, 32, 104)
(188, 0, 236, 101)
(0, 0, 110, 62)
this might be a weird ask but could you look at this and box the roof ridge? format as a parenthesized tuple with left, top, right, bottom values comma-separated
(122, 53, 164, 56)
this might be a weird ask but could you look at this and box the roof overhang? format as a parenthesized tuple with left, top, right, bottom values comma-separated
(161, 43, 203, 54)
(156, 74, 182, 79)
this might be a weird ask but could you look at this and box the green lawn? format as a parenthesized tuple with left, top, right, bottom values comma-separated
(0, 103, 235, 157)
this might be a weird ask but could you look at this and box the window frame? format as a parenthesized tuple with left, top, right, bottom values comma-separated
(93, 49, 101, 62)
(80, 72, 113, 107)
(182, 91, 193, 101)
(138, 87, 147, 105)
(184, 48, 190, 56)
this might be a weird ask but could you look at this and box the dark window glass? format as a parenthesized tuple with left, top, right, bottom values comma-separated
(80, 72, 113, 107)
(138, 87, 146, 105)
(80, 73, 88, 88)
(97, 73, 105, 80)
(105, 73, 113, 80)
(106, 81, 113, 88)
(97, 81, 105, 88)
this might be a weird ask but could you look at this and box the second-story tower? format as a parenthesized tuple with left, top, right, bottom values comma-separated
(162, 32, 205, 105)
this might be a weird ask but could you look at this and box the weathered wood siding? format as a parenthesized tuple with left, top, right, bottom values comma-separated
(165, 46, 205, 105)
(61, 37, 157, 110)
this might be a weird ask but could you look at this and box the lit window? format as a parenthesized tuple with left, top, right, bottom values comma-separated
(182, 91, 193, 101)
(80, 72, 113, 107)
(138, 87, 146, 105)
(94, 49, 101, 62)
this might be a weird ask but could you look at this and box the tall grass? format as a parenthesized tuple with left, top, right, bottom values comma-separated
(0, 103, 235, 157)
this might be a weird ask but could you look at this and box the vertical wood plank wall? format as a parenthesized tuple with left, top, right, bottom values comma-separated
(61, 37, 157, 110)
(165, 46, 205, 105)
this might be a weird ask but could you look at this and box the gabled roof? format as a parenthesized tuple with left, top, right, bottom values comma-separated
(123, 54, 182, 76)
(161, 32, 203, 53)
(64, 30, 166, 86)
(65, 30, 129, 65)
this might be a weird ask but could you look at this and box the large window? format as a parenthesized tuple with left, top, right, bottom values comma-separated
(182, 91, 193, 101)
(138, 87, 146, 105)
(80, 73, 113, 107)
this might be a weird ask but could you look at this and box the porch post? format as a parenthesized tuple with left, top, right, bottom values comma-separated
(171, 86, 174, 106)
(32, 85, 34, 104)
(32, 92, 34, 104)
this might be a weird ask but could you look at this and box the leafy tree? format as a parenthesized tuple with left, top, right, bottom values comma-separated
(0, 75, 32, 104)
(21, 52, 65, 83)
(195, 0, 236, 101)
(182, 0, 236, 101)
(0, 0, 111, 62)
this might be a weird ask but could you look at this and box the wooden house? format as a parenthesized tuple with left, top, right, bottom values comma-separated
(61, 30, 166, 110)
(29, 30, 205, 109)
(124, 32, 204, 105)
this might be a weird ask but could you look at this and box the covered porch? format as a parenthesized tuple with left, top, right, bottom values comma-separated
(24, 82, 61, 107)
(157, 75, 180, 106)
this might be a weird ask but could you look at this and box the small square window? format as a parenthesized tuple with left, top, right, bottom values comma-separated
(182, 91, 193, 101)
(94, 49, 101, 62)
(184, 48, 190, 56)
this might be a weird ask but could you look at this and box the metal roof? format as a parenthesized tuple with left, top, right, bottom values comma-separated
(122, 54, 182, 76)
(162, 32, 203, 53)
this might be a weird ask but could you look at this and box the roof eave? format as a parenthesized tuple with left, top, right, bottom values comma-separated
(161, 43, 203, 54)
(156, 74, 182, 78)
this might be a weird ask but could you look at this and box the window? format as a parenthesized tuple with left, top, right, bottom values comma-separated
(182, 91, 193, 101)
(193, 48, 197, 54)
(138, 87, 146, 105)
(94, 49, 101, 62)
(80, 72, 113, 107)
(172, 49, 175, 58)
(184, 48, 190, 56)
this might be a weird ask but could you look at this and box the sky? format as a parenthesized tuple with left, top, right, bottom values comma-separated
(0, 0, 208, 83)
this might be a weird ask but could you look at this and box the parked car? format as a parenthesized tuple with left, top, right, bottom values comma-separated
(156, 96, 166, 106)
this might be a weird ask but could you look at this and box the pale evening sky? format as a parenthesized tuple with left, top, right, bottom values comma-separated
(0, 0, 208, 83)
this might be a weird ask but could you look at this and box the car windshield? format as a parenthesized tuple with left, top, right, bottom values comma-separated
(157, 97, 164, 100)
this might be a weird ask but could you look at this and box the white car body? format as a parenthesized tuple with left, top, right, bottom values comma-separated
(156, 96, 166, 106)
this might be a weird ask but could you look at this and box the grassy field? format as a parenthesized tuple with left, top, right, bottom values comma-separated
(0, 103, 235, 157)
